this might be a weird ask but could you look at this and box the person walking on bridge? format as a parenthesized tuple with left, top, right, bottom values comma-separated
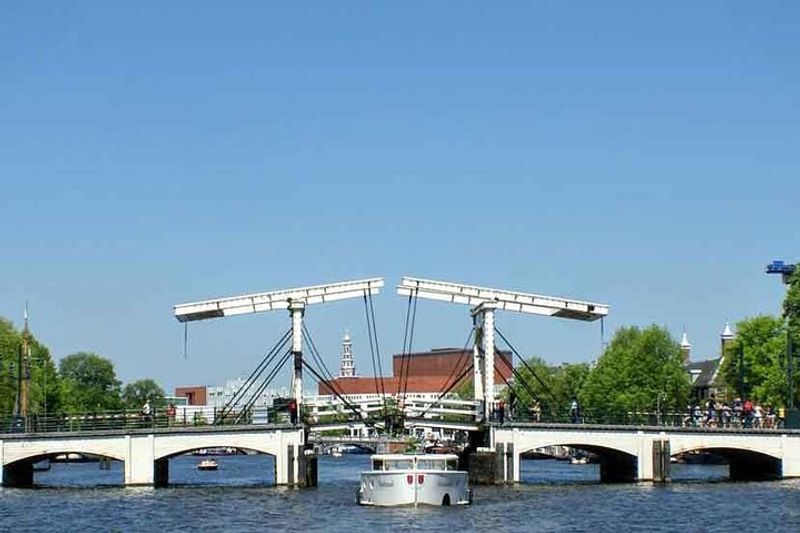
(141, 399, 152, 427)
(569, 399, 580, 424)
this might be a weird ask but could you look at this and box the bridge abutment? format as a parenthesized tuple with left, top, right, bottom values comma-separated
(124, 434, 157, 485)
(154, 458, 169, 487)
(1, 460, 33, 488)
(599, 451, 637, 483)
(650, 439, 671, 483)
(728, 451, 781, 481)
(283, 443, 318, 487)
(298, 449, 318, 487)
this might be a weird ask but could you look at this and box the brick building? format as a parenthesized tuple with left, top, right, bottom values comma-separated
(174, 386, 207, 406)
(318, 347, 513, 398)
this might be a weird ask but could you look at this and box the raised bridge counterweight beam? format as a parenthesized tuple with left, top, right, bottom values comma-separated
(173, 278, 385, 322)
(397, 277, 609, 321)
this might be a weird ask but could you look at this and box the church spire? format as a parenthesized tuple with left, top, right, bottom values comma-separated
(339, 330, 356, 378)
(680, 330, 691, 363)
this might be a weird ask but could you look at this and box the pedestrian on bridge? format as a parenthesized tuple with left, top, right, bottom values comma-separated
(141, 400, 152, 427)
(743, 399, 754, 428)
(706, 395, 718, 427)
(570, 399, 580, 424)
(166, 403, 176, 427)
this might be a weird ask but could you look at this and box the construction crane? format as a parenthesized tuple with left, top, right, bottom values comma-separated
(173, 278, 385, 410)
(766, 260, 797, 285)
(396, 276, 609, 420)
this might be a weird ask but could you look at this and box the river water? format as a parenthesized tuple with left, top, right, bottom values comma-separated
(2, 454, 800, 532)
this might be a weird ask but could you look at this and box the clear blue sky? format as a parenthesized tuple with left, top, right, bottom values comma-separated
(1, 2, 798, 392)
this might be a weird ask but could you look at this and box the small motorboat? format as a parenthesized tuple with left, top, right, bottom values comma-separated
(357, 454, 471, 507)
(197, 459, 219, 471)
(331, 449, 343, 458)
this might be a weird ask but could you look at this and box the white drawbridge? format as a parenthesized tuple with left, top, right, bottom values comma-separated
(397, 276, 609, 420)
(174, 278, 385, 410)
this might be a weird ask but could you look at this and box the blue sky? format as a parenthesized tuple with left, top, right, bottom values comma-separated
(1, 2, 798, 391)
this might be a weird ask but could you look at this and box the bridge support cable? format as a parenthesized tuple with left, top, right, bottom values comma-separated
(365, 291, 387, 407)
(506, 365, 545, 408)
(496, 332, 564, 417)
(218, 329, 292, 422)
(301, 359, 378, 429)
(362, 293, 385, 409)
(219, 329, 291, 420)
(414, 327, 477, 420)
(300, 325, 337, 386)
(494, 326, 567, 417)
(398, 289, 419, 401)
(301, 359, 365, 422)
(301, 324, 356, 403)
(299, 326, 370, 420)
(395, 291, 413, 397)
(233, 349, 294, 424)
(495, 361, 545, 416)
(416, 361, 475, 420)
(433, 325, 477, 400)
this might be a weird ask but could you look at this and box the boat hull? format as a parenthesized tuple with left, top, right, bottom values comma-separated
(358, 471, 470, 506)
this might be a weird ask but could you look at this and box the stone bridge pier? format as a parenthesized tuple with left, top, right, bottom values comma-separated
(1, 425, 316, 488)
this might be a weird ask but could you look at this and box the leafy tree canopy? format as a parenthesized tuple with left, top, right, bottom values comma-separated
(59, 351, 123, 412)
(508, 357, 590, 417)
(785, 268, 800, 350)
(579, 325, 690, 419)
(0, 317, 60, 416)
(122, 378, 166, 410)
(720, 315, 789, 407)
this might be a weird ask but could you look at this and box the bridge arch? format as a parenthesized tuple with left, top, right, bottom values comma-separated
(672, 445, 782, 481)
(518, 439, 639, 483)
(154, 442, 279, 462)
(152, 434, 284, 488)
(3, 447, 126, 467)
(2, 449, 125, 488)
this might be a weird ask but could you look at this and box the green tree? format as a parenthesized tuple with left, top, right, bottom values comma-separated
(720, 315, 789, 406)
(0, 318, 21, 414)
(579, 325, 690, 420)
(59, 352, 123, 412)
(550, 363, 591, 406)
(507, 357, 584, 417)
(785, 268, 800, 371)
(507, 356, 553, 411)
(122, 378, 166, 410)
(0, 317, 61, 416)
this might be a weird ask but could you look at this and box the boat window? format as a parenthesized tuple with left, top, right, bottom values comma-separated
(385, 459, 414, 470)
(372, 459, 384, 471)
(446, 459, 458, 471)
(416, 459, 444, 470)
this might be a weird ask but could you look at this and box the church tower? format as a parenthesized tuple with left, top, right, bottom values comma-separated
(720, 321, 735, 357)
(680, 331, 692, 364)
(339, 330, 356, 378)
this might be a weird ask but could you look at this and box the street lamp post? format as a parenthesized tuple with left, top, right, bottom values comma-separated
(738, 343, 746, 400)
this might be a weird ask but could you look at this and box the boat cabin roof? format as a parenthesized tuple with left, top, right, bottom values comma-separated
(371, 454, 459, 461)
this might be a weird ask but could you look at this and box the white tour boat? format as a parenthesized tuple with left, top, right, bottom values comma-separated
(357, 454, 471, 507)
